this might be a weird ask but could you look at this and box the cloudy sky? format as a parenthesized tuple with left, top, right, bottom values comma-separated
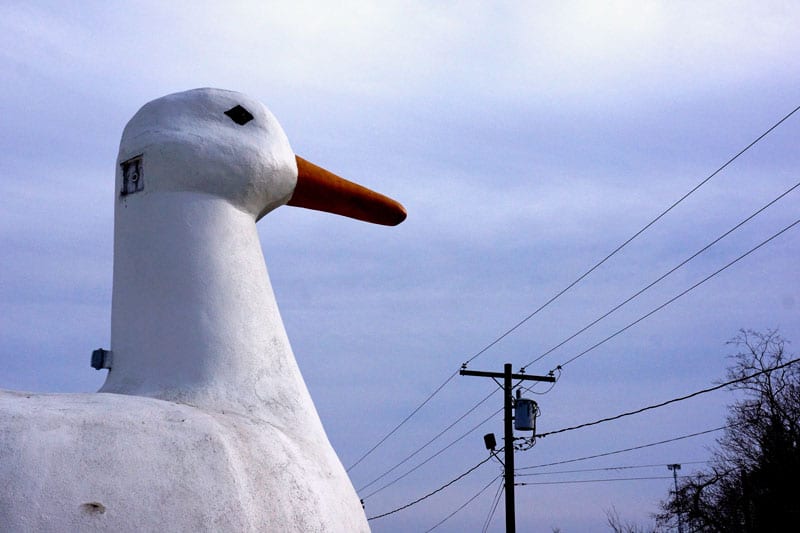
(2, 1, 799, 531)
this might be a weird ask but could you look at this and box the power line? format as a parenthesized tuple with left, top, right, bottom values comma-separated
(482, 476, 506, 533)
(516, 460, 710, 477)
(355, 214, 798, 502)
(425, 475, 501, 532)
(517, 426, 728, 470)
(418, 209, 800, 482)
(466, 101, 800, 369)
(355, 211, 799, 506)
(356, 374, 552, 490)
(366, 454, 494, 521)
(360, 374, 544, 492)
(510, 362, 800, 506)
(347, 369, 459, 472)
(358, 375, 550, 496)
(346, 102, 800, 475)
(537, 356, 800, 438)
(517, 475, 690, 486)
(361, 405, 502, 500)
(521, 179, 800, 371)
(358, 230, 800, 513)
(555, 217, 800, 370)
(357, 387, 499, 493)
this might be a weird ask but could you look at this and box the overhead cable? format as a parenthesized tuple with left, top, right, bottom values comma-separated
(554, 217, 800, 370)
(363, 353, 782, 511)
(516, 460, 709, 477)
(425, 475, 501, 532)
(517, 426, 728, 470)
(346, 102, 800, 474)
(517, 475, 687, 486)
(521, 180, 800, 371)
(537, 356, 800, 438)
(366, 454, 494, 521)
(465, 101, 800, 369)
(361, 405, 502, 500)
(482, 476, 506, 533)
(346, 369, 459, 471)
(355, 212, 798, 492)
(357, 209, 799, 502)
(357, 387, 498, 493)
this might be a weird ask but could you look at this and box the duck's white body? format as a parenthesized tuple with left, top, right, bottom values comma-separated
(0, 390, 360, 531)
(0, 89, 404, 532)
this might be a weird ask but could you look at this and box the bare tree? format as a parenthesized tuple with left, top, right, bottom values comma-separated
(606, 506, 660, 533)
(657, 330, 800, 532)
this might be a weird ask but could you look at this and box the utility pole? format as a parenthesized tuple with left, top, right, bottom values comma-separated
(460, 363, 555, 533)
(667, 463, 683, 533)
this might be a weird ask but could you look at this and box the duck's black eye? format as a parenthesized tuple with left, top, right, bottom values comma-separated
(224, 105, 254, 125)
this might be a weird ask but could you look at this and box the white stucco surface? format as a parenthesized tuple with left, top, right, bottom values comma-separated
(0, 391, 364, 532)
(0, 89, 372, 532)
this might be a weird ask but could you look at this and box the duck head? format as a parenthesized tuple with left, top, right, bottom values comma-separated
(117, 88, 406, 225)
(104, 88, 405, 405)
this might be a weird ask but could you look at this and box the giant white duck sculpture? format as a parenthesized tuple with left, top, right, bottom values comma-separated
(0, 88, 405, 532)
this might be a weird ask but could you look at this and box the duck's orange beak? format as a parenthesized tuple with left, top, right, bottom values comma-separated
(288, 156, 407, 226)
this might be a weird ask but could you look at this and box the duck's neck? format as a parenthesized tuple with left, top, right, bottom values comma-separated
(102, 193, 317, 428)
